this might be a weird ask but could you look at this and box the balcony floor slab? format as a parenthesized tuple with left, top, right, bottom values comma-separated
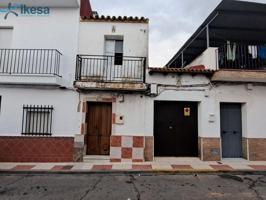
(74, 81, 148, 92)
(0, 74, 64, 87)
(212, 69, 266, 83)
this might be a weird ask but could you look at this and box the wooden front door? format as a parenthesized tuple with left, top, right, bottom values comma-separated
(86, 102, 112, 155)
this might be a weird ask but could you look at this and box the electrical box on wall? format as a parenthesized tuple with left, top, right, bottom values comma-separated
(115, 115, 124, 125)
(209, 114, 215, 123)
(150, 84, 158, 95)
(246, 83, 253, 91)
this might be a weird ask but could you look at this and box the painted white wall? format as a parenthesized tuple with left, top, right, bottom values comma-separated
(214, 84, 266, 139)
(147, 73, 210, 86)
(0, 7, 80, 87)
(78, 21, 149, 59)
(83, 75, 266, 140)
(113, 95, 152, 136)
(186, 47, 218, 70)
(0, 87, 80, 137)
(147, 74, 215, 138)
(81, 74, 214, 138)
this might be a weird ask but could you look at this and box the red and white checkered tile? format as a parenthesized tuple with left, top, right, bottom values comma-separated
(110, 136, 145, 162)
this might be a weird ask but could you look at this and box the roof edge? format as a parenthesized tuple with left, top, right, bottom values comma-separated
(149, 67, 215, 74)
(81, 15, 149, 23)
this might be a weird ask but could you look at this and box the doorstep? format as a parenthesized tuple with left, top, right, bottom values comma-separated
(1, 158, 266, 173)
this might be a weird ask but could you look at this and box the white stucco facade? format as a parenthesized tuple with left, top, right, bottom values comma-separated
(0, 7, 80, 87)
(80, 74, 212, 138)
(0, 4, 81, 138)
(81, 73, 266, 141)
(186, 47, 218, 70)
(214, 84, 266, 139)
(0, 1, 266, 162)
(79, 21, 149, 58)
(0, 87, 80, 137)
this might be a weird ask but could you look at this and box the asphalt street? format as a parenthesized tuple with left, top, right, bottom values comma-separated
(0, 173, 266, 200)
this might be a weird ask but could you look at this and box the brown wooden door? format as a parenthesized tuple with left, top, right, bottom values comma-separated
(86, 102, 112, 155)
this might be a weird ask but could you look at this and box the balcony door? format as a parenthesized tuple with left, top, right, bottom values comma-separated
(104, 37, 124, 81)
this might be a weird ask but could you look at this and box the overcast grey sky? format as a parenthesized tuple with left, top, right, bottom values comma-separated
(91, 0, 266, 67)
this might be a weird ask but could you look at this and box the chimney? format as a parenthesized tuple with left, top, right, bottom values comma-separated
(80, 0, 93, 18)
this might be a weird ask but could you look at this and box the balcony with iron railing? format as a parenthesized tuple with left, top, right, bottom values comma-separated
(0, 49, 63, 86)
(189, 43, 266, 82)
(74, 55, 147, 91)
(217, 43, 266, 70)
(183, 43, 266, 83)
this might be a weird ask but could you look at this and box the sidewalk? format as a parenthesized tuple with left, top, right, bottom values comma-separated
(1, 157, 266, 173)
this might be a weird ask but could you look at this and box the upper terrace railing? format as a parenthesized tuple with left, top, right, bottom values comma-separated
(218, 43, 266, 70)
(0, 49, 62, 76)
(75, 55, 146, 83)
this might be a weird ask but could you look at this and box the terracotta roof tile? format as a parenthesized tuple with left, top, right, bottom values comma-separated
(188, 65, 205, 70)
(81, 15, 149, 23)
(149, 66, 215, 74)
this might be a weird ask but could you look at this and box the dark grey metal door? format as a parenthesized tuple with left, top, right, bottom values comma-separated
(221, 103, 242, 158)
(154, 101, 198, 157)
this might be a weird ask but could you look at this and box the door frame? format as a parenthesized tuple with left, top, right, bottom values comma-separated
(85, 101, 113, 156)
(220, 102, 244, 159)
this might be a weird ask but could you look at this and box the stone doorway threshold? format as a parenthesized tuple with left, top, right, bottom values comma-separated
(83, 155, 110, 164)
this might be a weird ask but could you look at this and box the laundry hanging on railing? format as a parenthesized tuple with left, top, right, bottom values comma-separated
(258, 46, 266, 59)
(248, 45, 258, 59)
(226, 41, 236, 61)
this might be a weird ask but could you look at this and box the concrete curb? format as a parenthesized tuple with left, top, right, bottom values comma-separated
(0, 169, 266, 175)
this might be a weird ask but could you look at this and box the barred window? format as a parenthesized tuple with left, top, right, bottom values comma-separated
(22, 105, 53, 136)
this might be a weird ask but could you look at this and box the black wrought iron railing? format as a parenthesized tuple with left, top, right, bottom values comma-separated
(75, 55, 146, 83)
(0, 49, 62, 76)
(22, 105, 54, 136)
(218, 43, 266, 70)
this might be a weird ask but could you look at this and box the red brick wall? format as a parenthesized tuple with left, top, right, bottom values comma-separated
(0, 137, 74, 162)
(199, 138, 221, 161)
(248, 139, 266, 161)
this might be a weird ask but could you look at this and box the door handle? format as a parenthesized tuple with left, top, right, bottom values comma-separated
(222, 131, 227, 134)
(233, 131, 237, 134)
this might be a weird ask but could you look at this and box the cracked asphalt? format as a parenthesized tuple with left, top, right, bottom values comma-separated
(0, 173, 266, 200)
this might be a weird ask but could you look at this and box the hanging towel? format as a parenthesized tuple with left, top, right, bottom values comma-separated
(258, 46, 266, 59)
(226, 41, 236, 61)
(248, 45, 258, 59)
